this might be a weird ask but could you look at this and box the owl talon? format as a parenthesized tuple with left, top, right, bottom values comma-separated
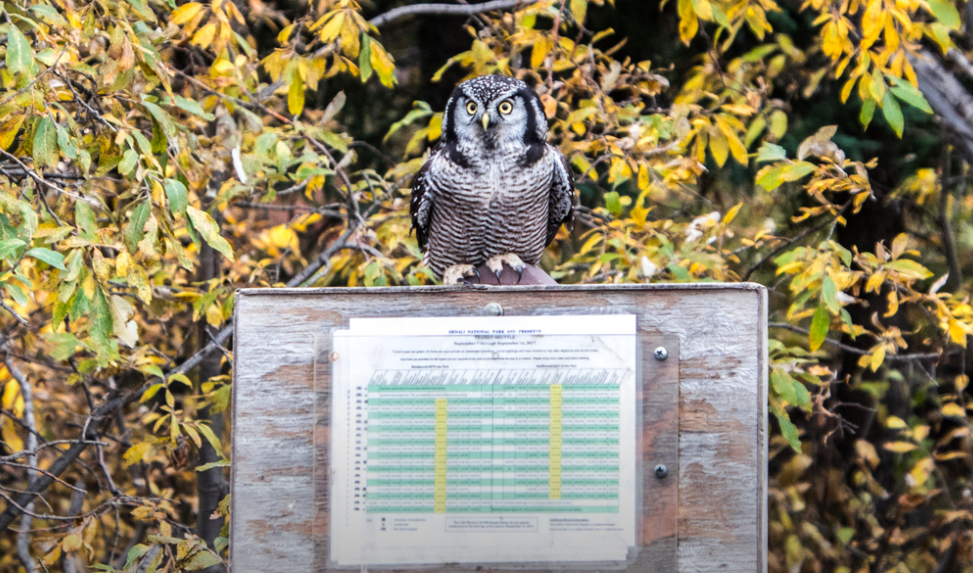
(485, 253, 527, 284)
(442, 264, 479, 285)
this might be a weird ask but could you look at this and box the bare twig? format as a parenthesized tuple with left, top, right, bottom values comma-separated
(939, 142, 963, 291)
(7, 358, 37, 573)
(769, 323, 942, 362)
(368, 0, 542, 28)
(0, 300, 29, 328)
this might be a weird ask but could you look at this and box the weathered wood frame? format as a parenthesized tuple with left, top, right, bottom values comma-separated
(231, 283, 768, 573)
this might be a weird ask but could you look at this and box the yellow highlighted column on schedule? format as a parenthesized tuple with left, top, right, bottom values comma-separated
(549, 385, 562, 500)
(434, 399, 448, 513)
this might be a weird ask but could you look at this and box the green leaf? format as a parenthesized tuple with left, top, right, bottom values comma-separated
(119, 148, 139, 176)
(809, 305, 829, 352)
(45, 332, 81, 361)
(927, 0, 960, 29)
(125, 201, 151, 253)
(196, 421, 223, 453)
(384, 102, 432, 142)
(167, 95, 215, 121)
(359, 34, 373, 83)
(887, 258, 934, 279)
(666, 263, 691, 280)
(27, 247, 66, 270)
(792, 377, 812, 412)
(882, 90, 903, 137)
(756, 161, 815, 190)
(0, 238, 26, 260)
(888, 76, 933, 114)
(56, 124, 76, 159)
(30, 5, 67, 25)
(164, 179, 188, 215)
(124, 545, 151, 570)
(860, 98, 876, 129)
(75, 200, 97, 241)
(141, 100, 177, 140)
(187, 206, 234, 261)
(181, 549, 223, 570)
(89, 286, 113, 351)
(6, 25, 35, 77)
(32, 116, 58, 170)
(756, 142, 787, 163)
(195, 459, 230, 472)
(771, 369, 797, 405)
(604, 191, 622, 216)
(4, 282, 28, 307)
(821, 274, 840, 313)
(774, 408, 802, 452)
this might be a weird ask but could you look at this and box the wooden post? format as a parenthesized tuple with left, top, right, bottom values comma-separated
(230, 283, 768, 573)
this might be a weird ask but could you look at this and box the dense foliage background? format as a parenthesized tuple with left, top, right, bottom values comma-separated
(1, 0, 973, 570)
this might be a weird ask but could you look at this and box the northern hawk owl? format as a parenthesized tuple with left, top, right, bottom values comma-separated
(410, 75, 574, 285)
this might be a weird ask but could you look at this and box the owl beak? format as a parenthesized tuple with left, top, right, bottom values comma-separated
(481, 113, 491, 130)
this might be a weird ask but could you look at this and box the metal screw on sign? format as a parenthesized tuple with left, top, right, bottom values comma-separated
(654, 465, 668, 479)
(653, 347, 668, 361)
(484, 302, 503, 316)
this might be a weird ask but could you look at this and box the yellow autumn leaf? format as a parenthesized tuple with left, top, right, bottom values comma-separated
(206, 303, 223, 327)
(947, 318, 968, 346)
(884, 290, 898, 317)
(532, 36, 550, 70)
(191, 22, 217, 49)
(0, 114, 26, 151)
(715, 116, 748, 165)
(886, 415, 907, 429)
(171, 2, 205, 25)
(709, 126, 729, 167)
(288, 77, 305, 116)
(942, 403, 966, 418)
(884, 441, 917, 453)
(865, 271, 886, 293)
(427, 113, 442, 141)
(870, 344, 886, 371)
(340, 17, 360, 58)
(319, 11, 346, 43)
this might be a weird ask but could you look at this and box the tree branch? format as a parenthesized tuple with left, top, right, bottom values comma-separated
(769, 323, 943, 362)
(368, 0, 541, 28)
(910, 50, 973, 165)
(7, 358, 38, 573)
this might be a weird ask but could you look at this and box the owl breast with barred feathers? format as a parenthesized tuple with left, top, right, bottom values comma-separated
(410, 75, 574, 285)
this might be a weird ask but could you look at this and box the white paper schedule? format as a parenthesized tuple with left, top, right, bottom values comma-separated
(327, 315, 637, 566)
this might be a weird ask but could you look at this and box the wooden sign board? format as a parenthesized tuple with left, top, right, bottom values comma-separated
(230, 284, 768, 573)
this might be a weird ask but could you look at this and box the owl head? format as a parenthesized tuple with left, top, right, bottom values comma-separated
(442, 75, 548, 149)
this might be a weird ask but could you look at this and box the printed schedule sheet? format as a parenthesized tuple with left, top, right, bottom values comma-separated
(326, 315, 638, 566)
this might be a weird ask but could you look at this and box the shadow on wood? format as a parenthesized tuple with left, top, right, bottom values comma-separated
(464, 262, 558, 285)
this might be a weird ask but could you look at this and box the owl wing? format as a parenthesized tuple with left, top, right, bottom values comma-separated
(545, 147, 575, 247)
(409, 147, 439, 251)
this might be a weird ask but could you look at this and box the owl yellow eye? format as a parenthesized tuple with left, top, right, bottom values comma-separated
(466, 102, 477, 114)
(498, 101, 513, 114)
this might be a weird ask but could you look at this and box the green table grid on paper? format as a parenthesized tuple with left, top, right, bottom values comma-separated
(363, 381, 624, 515)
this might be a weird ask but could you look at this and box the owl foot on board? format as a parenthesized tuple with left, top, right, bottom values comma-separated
(442, 264, 479, 285)
(485, 253, 526, 284)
